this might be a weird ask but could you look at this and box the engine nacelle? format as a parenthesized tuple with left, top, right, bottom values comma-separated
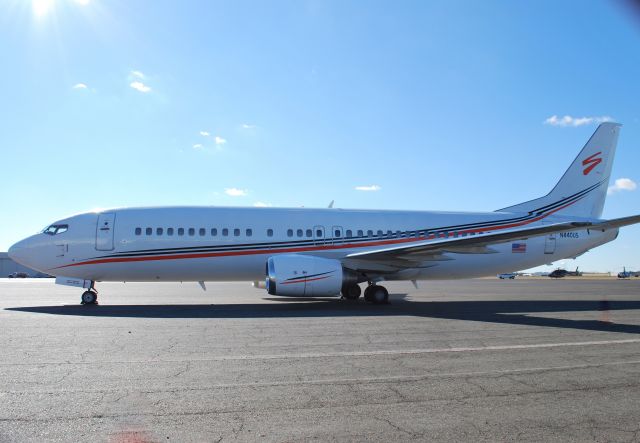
(266, 255, 354, 297)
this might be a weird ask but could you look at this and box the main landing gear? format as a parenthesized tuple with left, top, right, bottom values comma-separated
(81, 281, 98, 305)
(341, 283, 389, 304)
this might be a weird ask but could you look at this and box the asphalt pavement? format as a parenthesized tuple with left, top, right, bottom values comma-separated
(1, 278, 640, 442)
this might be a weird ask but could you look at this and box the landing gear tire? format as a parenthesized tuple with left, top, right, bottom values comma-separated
(364, 285, 389, 304)
(81, 290, 98, 305)
(341, 284, 361, 301)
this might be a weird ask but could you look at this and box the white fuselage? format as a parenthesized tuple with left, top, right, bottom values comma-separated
(8, 206, 617, 282)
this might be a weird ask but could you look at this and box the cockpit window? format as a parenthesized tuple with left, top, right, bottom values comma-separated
(43, 224, 68, 235)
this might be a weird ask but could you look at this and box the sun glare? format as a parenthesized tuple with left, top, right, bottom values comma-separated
(32, 0, 54, 17)
(31, 0, 90, 18)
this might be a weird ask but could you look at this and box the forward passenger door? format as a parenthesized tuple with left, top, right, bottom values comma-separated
(96, 213, 116, 251)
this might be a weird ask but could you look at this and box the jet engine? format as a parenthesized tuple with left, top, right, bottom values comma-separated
(266, 254, 356, 297)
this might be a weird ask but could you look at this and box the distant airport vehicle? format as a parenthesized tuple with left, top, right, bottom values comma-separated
(498, 273, 516, 279)
(617, 267, 639, 279)
(7, 272, 28, 278)
(8, 123, 640, 305)
(548, 267, 582, 278)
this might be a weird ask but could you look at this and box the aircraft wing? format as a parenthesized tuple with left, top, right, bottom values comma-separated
(345, 215, 640, 262)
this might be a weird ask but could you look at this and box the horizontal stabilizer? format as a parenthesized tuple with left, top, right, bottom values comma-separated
(588, 214, 640, 231)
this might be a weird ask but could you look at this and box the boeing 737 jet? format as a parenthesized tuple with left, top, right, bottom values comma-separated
(8, 123, 640, 305)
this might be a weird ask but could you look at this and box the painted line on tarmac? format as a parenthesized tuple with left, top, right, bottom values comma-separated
(1, 338, 640, 366)
(212, 338, 640, 360)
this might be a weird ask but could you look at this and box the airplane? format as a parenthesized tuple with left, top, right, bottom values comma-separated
(8, 122, 640, 305)
(548, 266, 582, 278)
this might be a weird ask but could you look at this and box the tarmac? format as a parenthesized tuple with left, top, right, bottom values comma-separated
(1, 278, 640, 442)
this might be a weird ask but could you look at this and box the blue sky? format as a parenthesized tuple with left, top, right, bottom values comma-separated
(1, 0, 639, 273)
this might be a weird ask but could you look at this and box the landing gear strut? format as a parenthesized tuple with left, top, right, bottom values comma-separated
(363, 283, 389, 304)
(81, 282, 98, 305)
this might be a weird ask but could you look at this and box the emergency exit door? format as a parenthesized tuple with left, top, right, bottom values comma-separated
(96, 213, 116, 251)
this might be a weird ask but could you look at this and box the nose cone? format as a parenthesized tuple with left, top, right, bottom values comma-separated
(8, 239, 28, 266)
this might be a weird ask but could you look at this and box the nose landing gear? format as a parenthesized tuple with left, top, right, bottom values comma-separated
(81, 282, 98, 305)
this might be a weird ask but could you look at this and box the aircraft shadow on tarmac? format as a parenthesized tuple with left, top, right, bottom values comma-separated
(7, 295, 640, 334)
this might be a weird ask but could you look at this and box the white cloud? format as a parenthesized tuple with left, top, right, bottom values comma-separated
(225, 188, 247, 197)
(75, 0, 90, 5)
(199, 131, 210, 137)
(131, 70, 145, 79)
(192, 144, 203, 149)
(253, 201, 272, 207)
(130, 81, 151, 93)
(72, 83, 88, 89)
(215, 136, 227, 145)
(608, 178, 637, 195)
(241, 123, 256, 129)
(355, 185, 381, 191)
(544, 115, 613, 127)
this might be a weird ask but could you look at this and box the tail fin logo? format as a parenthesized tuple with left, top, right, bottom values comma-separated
(582, 151, 602, 175)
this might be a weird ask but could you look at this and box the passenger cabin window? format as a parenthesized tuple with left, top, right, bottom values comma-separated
(199, 228, 205, 236)
(306, 229, 312, 237)
(246, 229, 252, 237)
(156, 228, 163, 235)
(287, 229, 293, 237)
(234, 228, 240, 237)
(377, 230, 383, 237)
(167, 228, 174, 236)
(367, 230, 373, 237)
(335, 229, 341, 237)
(267, 229, 273, 237)
(146, 228, 152, 236)
(346, 229, 353, 238)
(297, 229, 303, 237)
(357, 230, 364, 237)
(211, 228, 217, 236)
(178, 228, 184, 236)
(188, 228, 195, 236)
(135, 227, 142, 236)
(222, 228, 229, 236)
(316, 229, 322, 237)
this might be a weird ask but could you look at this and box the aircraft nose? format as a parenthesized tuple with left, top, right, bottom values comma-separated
(8, 239, 30, 266)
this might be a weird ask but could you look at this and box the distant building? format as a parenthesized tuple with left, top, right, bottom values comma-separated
(0, 252, 49, 277)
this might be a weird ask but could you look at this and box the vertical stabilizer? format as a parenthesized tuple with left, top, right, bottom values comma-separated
(498, 122, 620, 218)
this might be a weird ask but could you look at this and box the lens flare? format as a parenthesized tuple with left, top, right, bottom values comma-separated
(32, 0, 54, 17)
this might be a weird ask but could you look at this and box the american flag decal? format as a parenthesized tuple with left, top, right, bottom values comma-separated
(512, 243, 527, 253)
